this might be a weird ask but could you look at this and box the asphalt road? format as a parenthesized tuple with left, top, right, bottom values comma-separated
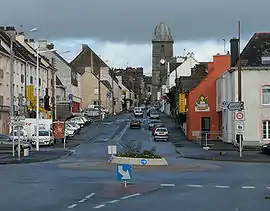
(0, 112, 270, 211)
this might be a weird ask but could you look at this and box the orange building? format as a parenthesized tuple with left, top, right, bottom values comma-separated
(186, 52, 230, 140)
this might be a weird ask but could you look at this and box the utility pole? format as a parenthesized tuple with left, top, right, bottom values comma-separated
(237, 21, 243, 158)
(9, 33, 15, 157)
(111, 68, 115, 115)
(98, 66, 102, 120)
(51, 57, 56, 120)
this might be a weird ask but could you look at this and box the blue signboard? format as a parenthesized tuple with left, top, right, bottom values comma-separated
(106, 92, 111, 98)
(141, 159, 147, 165)
(117, 164, 132, 181)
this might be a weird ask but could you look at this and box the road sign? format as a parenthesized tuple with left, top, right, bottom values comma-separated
(227, 101, 244, 111)
(235, 111, 245, 121)
(117, 164, 132, 181)
(141, 159, 147, 165)
(236, 122, 244, 134)
(106, 91, 111, 98)
(108, 145, 117, 155)
(220, 101, 229, 110)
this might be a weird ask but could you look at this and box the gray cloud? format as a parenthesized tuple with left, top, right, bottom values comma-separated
(0, 0, 269, 43)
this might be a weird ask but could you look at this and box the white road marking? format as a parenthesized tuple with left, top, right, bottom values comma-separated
(94, 204, 106, 209)
(85, 193, 95, 199)
(188, 185, 203, 188)
(160, 184, 176, 187)
(68, 204, 78, 209)
(121, 193, 141, 200)
(78, 198, 87, 203)
(108, 200, 120, 204)
(215, 186, 230, 188)
(242, 186, 256, 189)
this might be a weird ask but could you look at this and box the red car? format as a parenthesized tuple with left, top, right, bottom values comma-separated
(152, 126, 157, 136)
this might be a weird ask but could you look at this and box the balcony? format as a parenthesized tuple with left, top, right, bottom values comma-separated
(0, 105, 10, 112)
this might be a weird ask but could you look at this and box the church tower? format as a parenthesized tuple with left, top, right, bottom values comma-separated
(151, 21, 174, 102)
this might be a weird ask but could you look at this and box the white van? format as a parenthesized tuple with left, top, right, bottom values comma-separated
(133, 107, 143, 117)
(31, 130, 55, 146)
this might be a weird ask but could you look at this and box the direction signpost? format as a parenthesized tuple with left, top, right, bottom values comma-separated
(117, 164, 132, 188)
(227, 101, 244, 111)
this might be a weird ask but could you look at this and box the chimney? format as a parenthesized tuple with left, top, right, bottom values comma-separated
(28, 39, 35, 48)
(16, 31, 25, 43)
(38, 40, 48, 50)
(230, 37, 239, 67)
(47, 43, 54, 50)
(5, 26, 16, 40)
(82, 44, 88, 50)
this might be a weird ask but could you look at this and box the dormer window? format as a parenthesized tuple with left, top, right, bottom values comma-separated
(261, 55, 270, 65)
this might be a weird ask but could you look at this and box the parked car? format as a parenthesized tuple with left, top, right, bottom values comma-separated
(130, 119, 141, 129)
(65, 128, 75, 139)
(134, 107, 143, 118)
(0, 134, 31, 152)
(153, 127, 169, 142)
(261, 143, 270, 155)
(69, 117, 85, 127)
(81, 116, 91, 125)
(65, 122, 80, 134)
(31, 130, 55, 146)
(148, 119, 163, 130)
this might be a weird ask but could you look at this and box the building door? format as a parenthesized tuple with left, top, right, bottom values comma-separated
(201, 117, 210, 132)
(201, 117, 211, 141)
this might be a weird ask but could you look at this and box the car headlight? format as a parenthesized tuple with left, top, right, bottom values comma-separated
(262, 145, 268, 148)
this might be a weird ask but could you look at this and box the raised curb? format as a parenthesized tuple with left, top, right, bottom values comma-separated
(0, 150, 74, 165)
(110, 156, 168, 165)
(175, 148, 270, 163)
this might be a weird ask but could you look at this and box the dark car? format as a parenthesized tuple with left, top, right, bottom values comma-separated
(148, 119, 163, 130)
(130, 119, 141, 129)
(261, 143, 270, 155)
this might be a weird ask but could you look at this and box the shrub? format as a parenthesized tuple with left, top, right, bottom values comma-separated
(117, 150, 162, 159)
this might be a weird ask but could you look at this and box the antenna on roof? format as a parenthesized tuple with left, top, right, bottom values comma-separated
(222, 38, 226, 54)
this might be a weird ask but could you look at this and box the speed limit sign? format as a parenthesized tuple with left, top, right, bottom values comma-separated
(235, 111, 245, 121)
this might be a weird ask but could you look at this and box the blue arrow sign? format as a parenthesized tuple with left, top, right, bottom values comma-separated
(141, 159, 147, 165)
(117, 164, 132, 180)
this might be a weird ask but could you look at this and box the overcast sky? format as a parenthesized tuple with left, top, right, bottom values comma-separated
(1, 0, 269, 74)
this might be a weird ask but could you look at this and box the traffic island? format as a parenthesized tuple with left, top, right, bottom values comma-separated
(109, 150, 168, 166)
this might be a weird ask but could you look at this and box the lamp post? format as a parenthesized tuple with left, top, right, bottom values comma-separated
(35, 48, 57, 151)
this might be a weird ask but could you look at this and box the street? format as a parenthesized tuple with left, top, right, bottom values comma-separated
(0, 113, 270, 211)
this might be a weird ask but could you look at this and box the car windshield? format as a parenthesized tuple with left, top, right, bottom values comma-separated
(156, 128, 168, 133)
(39, 131, 50, 136)
(150, 120, 161, 124)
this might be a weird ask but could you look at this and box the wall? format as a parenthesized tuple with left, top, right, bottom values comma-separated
(222, 69, 270, 146)
(187, 53, 230, 140)
(81, 67, 112, 110)
(0, 52, 10, 106)
(169, 57, 199, 88)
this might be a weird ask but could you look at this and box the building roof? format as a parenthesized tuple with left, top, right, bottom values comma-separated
(101, 80, 112, 90)
(152, 21, 173, 42)
(56, 75, 63, 86)
(0, 45, 9, 55)
(240, 33, 270, 67)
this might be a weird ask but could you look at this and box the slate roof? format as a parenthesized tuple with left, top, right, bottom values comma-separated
(240, 33, 270, 67)
(176, 63, 208, 93)
(56, 76, 63, 86)
(101, 80, 112, 91)
(0, 45, 9, 55)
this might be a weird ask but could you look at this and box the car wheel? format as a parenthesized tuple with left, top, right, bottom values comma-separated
(153, 138, 156, 142)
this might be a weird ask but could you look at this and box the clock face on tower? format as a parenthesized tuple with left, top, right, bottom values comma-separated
(160, 59, 165, 65)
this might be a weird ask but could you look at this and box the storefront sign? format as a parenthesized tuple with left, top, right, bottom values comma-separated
(179, 93, 186, 113)
(195, 95, 210, 112)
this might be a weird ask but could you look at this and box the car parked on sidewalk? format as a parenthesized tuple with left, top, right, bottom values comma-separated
(261, 143, 270, 155)
(153, 127, 169, 142)
(0, 134, 31, 152)
(130, 119, 141, 129)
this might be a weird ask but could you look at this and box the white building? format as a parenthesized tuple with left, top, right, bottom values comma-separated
(219, 33, 270, 146)
(116, 76, 132, 110)
(37, 40, 82, 113)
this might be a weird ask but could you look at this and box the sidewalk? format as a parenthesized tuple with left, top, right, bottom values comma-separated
(0, 149, 72, 165)
(160, 113, 270, 163)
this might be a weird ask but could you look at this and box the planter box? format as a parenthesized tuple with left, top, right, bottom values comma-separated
(110, 156, 168, 166)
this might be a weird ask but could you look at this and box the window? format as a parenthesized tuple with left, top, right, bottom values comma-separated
(262, 120, 270, 140)
(39, 78, 41, 86)
(0, 68, 3, 78)
(148, 87, 151, 92)
(30, 76, 33, 84)
(262, 85, 270, 105)
(161, 45, 164, 53)
(0, 95, 3, 105)
(21, 74, 24, 83)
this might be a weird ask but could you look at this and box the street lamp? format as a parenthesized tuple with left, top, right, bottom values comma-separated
(35, 48, 57, 151)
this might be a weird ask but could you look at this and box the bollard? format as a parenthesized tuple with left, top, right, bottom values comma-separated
(24, 148, 29, 157)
